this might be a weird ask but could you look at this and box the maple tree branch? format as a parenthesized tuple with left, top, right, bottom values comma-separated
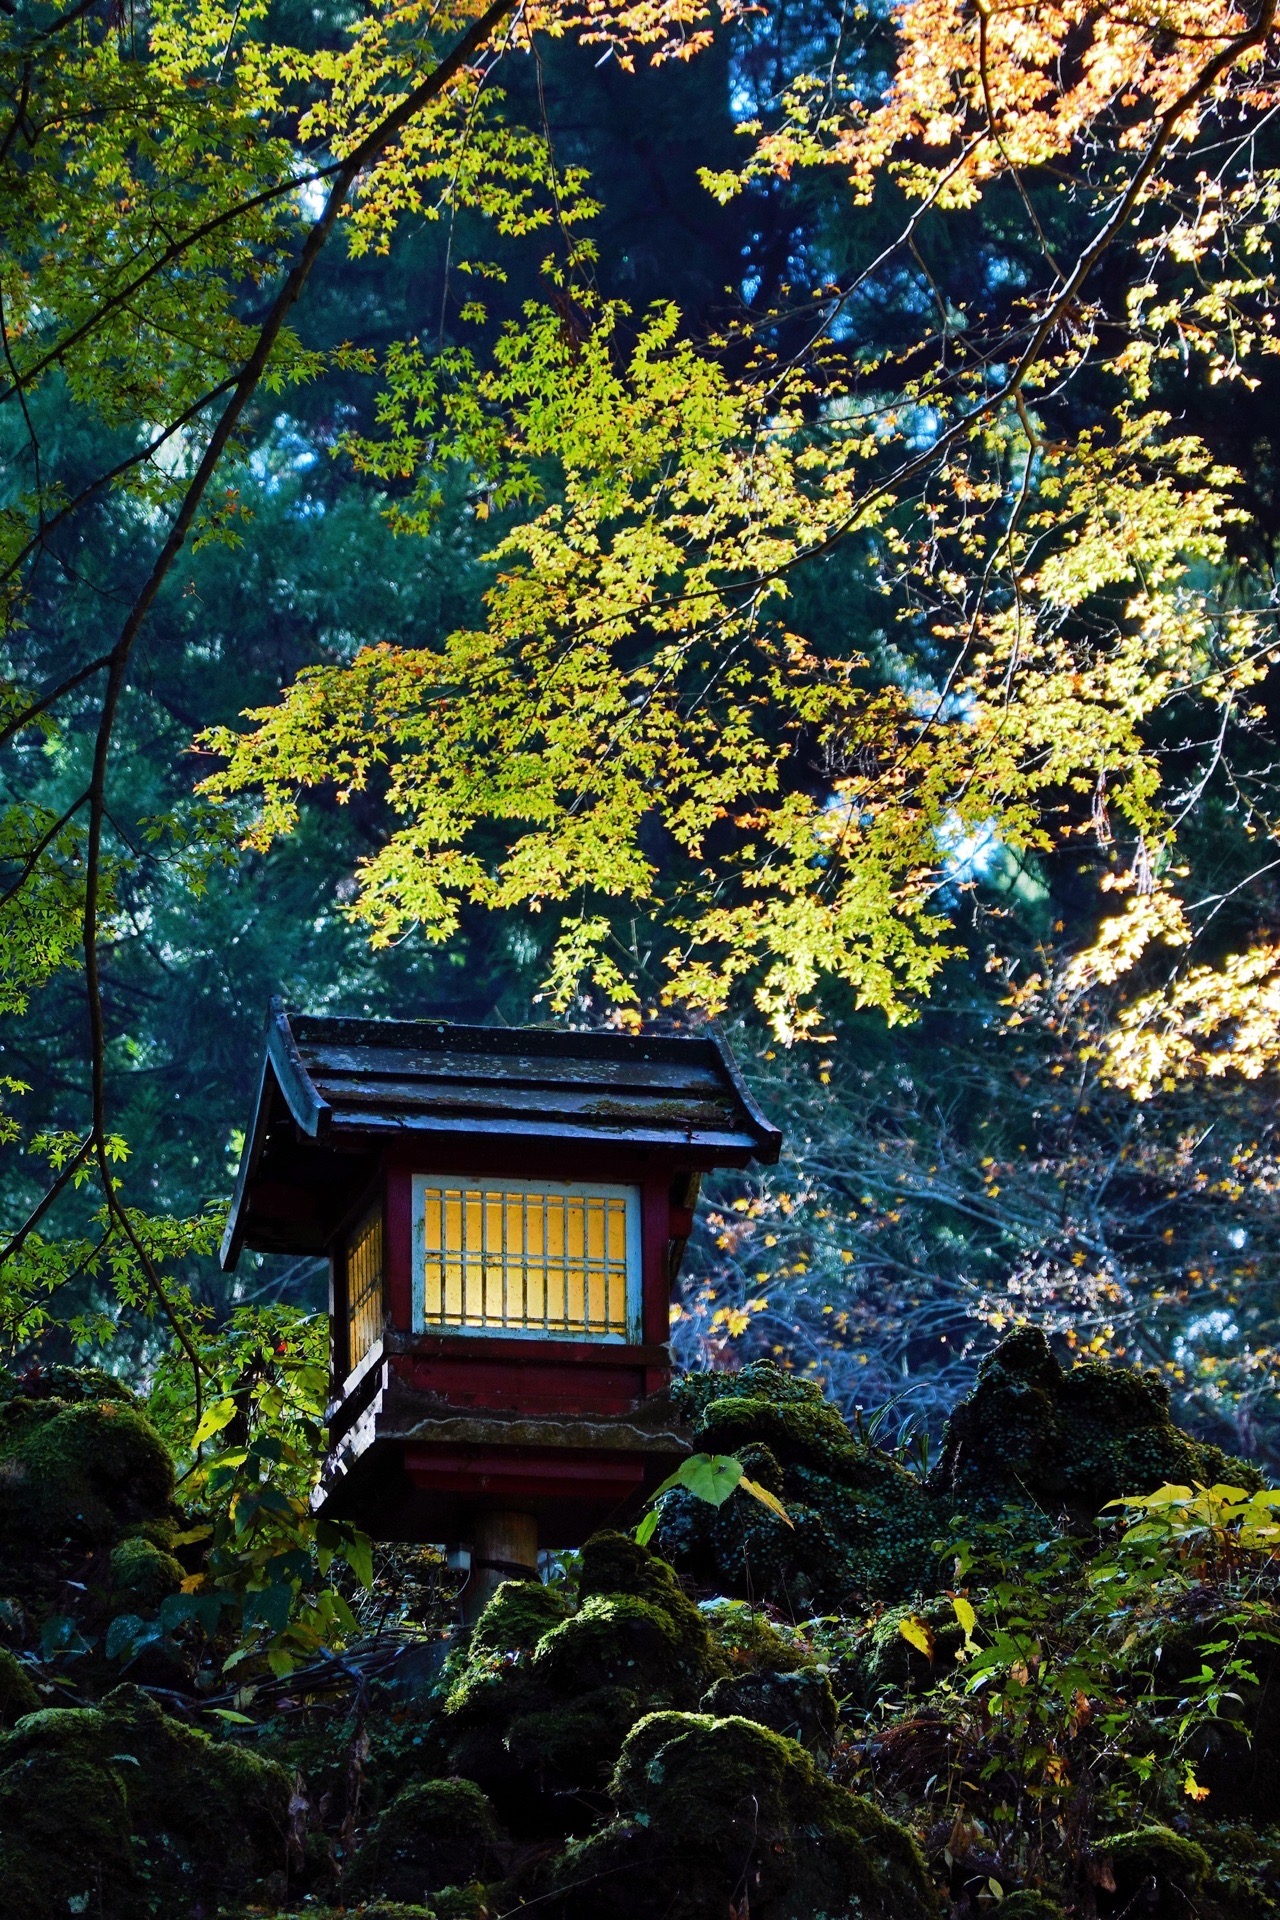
(736, 0, 1280, 592)
(0, 375, 239, 596)
(72, 0, 521, 1410)
(29, 0, 109, 41)
(974, 0, 1063, 282)
(0, 653, 114, 752)
(0, 167, 331, 410)
(0, 1135, 92, 1268)
(0, 788, 88, 910)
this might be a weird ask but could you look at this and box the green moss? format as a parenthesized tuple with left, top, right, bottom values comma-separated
(700, 1667, 837, 1751)
(1105, 1826, 1211, 1919)
(658, 1362, 940, 1607)
(532, 1593, 697, 1694)
(0, 1683, 291, 1916)
(441, 1537, 722, 1826)
(469, 1588, 711, 1800)
(220, 1908, 436, 1920)
(674, 1364, 851, 1456)
(997, 1895, 1066, 1919)
(0, 1646, 38, 1726)
(543, 1710, 938, 1920)
(109, 1533, 184, 1611)
(657, 1342, 1265, 1613)
(931, 1328, 1260, 1515)
(847, 1600, 967, 1706)
(467, 1578, 571, 1660)
(426, 1888, 494, 1920)
(0, 1398, 174, 1554)
(503, 1684, 644, 1786)
(0, 1364, 136, 1411)
(0, 1749, 133, 1918)
(697, 1391, 856, 1473)
(700, 1596, 811, 1675)
(345, 1778, 505, 1902)
(223, 1904, 488, 1920)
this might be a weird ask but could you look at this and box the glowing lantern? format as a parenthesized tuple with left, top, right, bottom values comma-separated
(222, 1001, 780, 1595)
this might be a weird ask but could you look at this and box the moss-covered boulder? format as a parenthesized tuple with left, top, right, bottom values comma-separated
(0, 1646, 39, 1726)
(0, 1682, 291, 1917)
(440, 1535, 723, 1826)
(541, 1710, 938, 1920)
(654, 1361, 940, 1606)
(998, 1895, 1068, 1919)
(700, 1666, 836, 1751)
(0, 1363, 136, 1411)
(344, 1778, 505, 1903)
(239, 1900, 489, 1920)
(930, 1328, 1259, 1517)
(0, 1369, 179, 1669)
(1101, 1826, 1211, 1918)
(845, 1599, 967, 1706)
(652, 1340, 1265, 1612)
(108, 1532, 185, 1612)
(0, 1371, 175, 1620)
(469, 1574, 572, 1657)
(698, 1595, 810, 1673)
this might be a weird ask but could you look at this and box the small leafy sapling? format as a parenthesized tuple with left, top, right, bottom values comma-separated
(634, 1452, 793, 1546)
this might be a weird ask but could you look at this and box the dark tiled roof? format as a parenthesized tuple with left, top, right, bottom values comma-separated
(221, 999, 780, 1268)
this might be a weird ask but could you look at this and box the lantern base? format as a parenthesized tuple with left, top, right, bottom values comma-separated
(315, 1357, 690, 1547)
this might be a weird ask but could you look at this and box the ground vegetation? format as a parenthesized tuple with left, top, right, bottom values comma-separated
(0, 1341, 1277, 1915)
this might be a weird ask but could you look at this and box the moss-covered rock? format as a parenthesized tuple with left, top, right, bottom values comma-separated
(467, 1576, 571, 1659)
(653, 1341, 1265, 1613)
(700, 1665, 837, 1751)
(998, 1895, 1067, 1919)
(0, 1645, 38, 1725)
(109, 1532, 185, 1611)
(224, 1908, 447, 1920)
(0, 1682, 291, 1917)
(440, 1535, 724, 1826)
(0, 1371, 179, 1658)
(0, 1363, 136, 1411)
(846, 1599, 967, 1706)
(0, 1746, 133, 1918)
(655, 1361, 940, 1606)
(931, 1328, 1259, 1517)
(1102, 1826, 1211, 1918)
(344, 1778, 505, 1903)
(540, 1710, 938, 1920)
(231, 1901, 489, 1920)
(0, 1390, 174, 1591)
(530, 1591, 708, 1699)
(699, 1596, 810, 1673)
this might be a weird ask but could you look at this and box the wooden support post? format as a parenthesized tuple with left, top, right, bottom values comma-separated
(462, 1509, 539, 1624)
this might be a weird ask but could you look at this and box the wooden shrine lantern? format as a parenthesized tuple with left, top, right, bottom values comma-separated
(221, 1002, 781, 1588)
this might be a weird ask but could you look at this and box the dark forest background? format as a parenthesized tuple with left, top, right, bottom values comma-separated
(7, 3, 1280, 1467)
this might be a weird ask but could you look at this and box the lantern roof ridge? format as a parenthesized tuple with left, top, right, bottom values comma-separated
(220, 998, 781, 1270)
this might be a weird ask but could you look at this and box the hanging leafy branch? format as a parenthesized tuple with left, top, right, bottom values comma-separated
(199, 0, 1280, 1044)
(0, 0, 738, 1403)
